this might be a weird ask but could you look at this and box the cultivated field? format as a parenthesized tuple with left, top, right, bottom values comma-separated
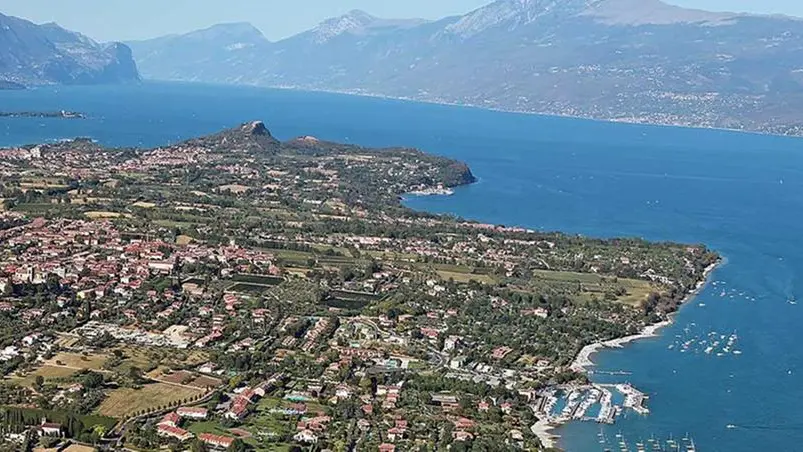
(8, 365, 78, 387)
(84, 211, 125, 219)
(97, 383, 203, 417)
(45, 352, 109, 371)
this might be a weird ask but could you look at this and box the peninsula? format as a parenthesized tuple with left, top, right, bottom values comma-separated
(0, 122, 717, 451)
(0, 111, 85, 119)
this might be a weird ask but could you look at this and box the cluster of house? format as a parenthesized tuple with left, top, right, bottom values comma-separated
(156, 406, 236, 449)
(429, 394, 480, 441)
(300, 318, 330, 352)
(225, 374, 284, 420)
(293, 413, 332, 444)
(115, 145, 220, 172)
(0, 217, 276, 302)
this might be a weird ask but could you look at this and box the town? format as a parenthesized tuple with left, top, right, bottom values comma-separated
(0, 122, 718, 451)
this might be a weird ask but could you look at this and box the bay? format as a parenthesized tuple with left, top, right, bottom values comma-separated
(2, 82, 802, 451)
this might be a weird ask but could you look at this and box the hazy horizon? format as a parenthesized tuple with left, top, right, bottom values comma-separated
(1, 0, 802, 42)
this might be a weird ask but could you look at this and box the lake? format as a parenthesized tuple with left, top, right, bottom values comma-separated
(3, 82, 802, 451)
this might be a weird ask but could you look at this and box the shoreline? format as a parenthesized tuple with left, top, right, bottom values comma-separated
(129, 80, 803, 141)
(531, 419, 559, 449)
(570, 259, 720, 373)
(251, 83, 803, 141)
(539, 260, 721, 448)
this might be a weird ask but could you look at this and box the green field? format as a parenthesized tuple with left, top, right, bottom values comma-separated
(8, 365, 77, 387)
(530, 269, 659, 306)
(227, 282, 274, 294)
(436, 270, 496, 284)
(231, 274, 285, 285)
(97, 383, 203, 417)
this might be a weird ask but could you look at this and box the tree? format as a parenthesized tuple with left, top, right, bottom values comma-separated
(39, 436, 59, 448)
(128, 366, 144, 382)
(34, 375, 44, 389)
(92, 424, 107, 438)
(82, 371, 104, 389)
(358, 377, 373, 393)
(229, 438, 248, 452)
(191, 438, 209, 452)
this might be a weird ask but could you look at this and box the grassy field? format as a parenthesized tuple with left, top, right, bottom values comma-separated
(19, 178, 68, 190)
(97, 383, 203, 417)
(113, 346, 208, 372)
(532, 269, 615, 283)
(609, 278, 659, 306)
(187, 421, 292, 451)
(84, 211, 126, 219)
(260, 248, 314, 261)
(46, 352, 109, 371)
(226, 282, 273, 294)
(8, 365, 78, 387)
(55, 333, 80, 348)
(187, 420, 235, 437)
(365, 250, 419, 261)
(529, 269, 659, 306)
(7, 351, 110, 387)
(13, 203, 57, 213)
(153, 219, 196, 228)
(284, 267, 310, 277)
(436, 270, 496, 284)
(149, 368, 223, 390)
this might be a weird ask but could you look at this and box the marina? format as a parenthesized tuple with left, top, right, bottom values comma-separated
(536, 383, 649, 428)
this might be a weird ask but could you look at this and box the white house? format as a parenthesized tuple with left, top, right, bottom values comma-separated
(293, 429, 318, 444)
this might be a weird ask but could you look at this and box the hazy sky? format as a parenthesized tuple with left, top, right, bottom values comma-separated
(0, 0, 800, 42)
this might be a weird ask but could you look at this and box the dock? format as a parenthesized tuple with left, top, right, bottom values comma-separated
(616, 383, 650, 415)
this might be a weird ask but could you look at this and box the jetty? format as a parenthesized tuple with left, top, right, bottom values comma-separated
(596, 386, 616, 424)
(616, 383, 650, 415)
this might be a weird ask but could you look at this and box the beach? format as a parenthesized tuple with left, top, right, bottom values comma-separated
(531, 419, 559, 449)
(570, 260, 720, 373)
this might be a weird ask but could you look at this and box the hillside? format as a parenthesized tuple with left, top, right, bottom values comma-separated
(128, 0, 803, 135)
(0, 12, 140, 87)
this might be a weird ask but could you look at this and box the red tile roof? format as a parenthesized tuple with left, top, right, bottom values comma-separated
(199, 432, 235, 448)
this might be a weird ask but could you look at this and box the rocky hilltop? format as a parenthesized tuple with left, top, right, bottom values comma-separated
(0, 12, 140, 87)
(128, 0, 803, 135)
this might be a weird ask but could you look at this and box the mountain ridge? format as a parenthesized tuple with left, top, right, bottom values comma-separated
(0, 12, 140, 87)
(126, 0, 803, 135)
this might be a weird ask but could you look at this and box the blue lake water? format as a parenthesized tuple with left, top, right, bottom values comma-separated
(2, 82, 803, 451)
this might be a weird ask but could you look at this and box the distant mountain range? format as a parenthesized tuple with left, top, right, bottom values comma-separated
(0, 12, 140, 88)
(134, 1, 803, 134)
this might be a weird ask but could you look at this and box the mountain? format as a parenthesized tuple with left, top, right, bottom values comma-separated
(0, 12, 139, 87)
(182, 120, 281, 154)
(127, 0, 803, 135)
(126, 23, 269, 83)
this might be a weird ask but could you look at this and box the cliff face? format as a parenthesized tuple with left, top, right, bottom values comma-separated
(0, 13, 140, 87)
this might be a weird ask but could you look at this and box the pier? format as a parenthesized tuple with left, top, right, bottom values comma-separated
(534, 382, 648, 428)
(616, 383, 650, 415)
(596, 386, 616, 424)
